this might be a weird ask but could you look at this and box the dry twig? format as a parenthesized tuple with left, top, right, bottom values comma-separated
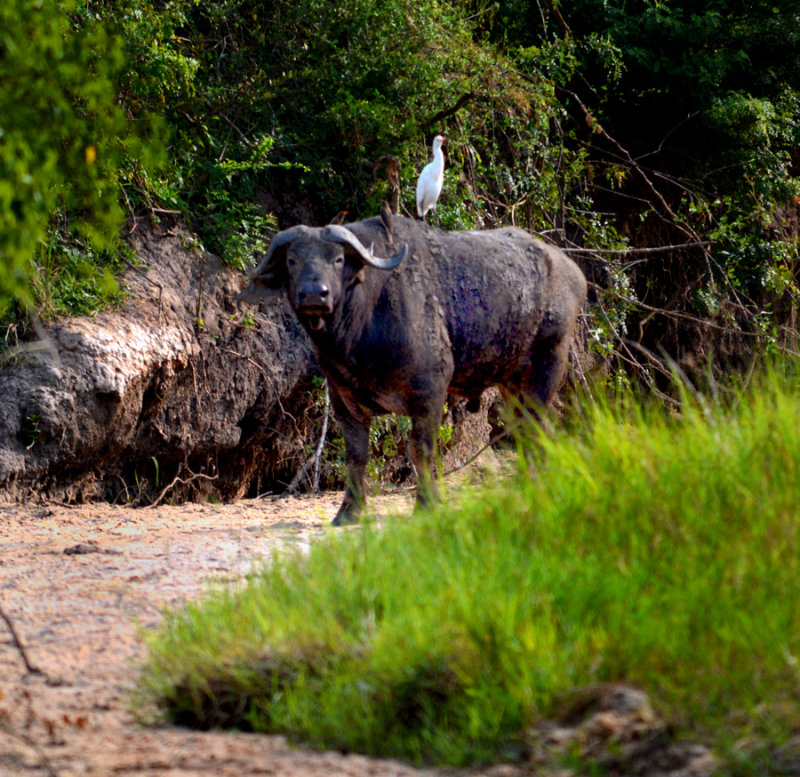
(147, 466, 219, 507)
(561, 241, 710, 255)
(442, 430, 509, 478)
(312, 382, 331, 495)
(278, 455, 316, 497)
(0, 720, 60, 777)
(0, 604, 42, 676)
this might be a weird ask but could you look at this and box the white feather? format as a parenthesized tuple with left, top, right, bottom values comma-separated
(416, 134, 446, 224)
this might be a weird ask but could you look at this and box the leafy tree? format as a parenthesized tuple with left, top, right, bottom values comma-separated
(4, 0, 799, 376)
(463, 0, 800, 366)
(101, 0, 595, 260)
(0, 0, 152, 316)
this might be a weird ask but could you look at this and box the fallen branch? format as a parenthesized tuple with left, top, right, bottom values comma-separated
(0, 604, 42, 676)
(147, 467, 219, 508)
(0, 720, 60, 777)
(442, 430, 509, 478)
(278, 454, 315, 498)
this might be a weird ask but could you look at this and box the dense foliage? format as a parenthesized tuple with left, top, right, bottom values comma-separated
(0, 0, 152, 317)
(1, 0, 799, 370)
(104, 0, 573, 256)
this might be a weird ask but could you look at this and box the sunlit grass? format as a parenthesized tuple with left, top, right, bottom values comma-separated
(136, 367, 800, 770)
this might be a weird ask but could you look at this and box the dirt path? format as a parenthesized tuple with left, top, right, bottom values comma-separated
(0, 492, 520, 777)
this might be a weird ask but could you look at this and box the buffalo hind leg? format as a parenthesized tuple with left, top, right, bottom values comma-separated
(332, 411, 370, 526)
(502, 337, 572, 429)
(525, 336, 572, 407)
(499, 336, 573, 467)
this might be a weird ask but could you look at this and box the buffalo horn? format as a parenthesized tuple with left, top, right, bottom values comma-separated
(320, 224, 408, 270)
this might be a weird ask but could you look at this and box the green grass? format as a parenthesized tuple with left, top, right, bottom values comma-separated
(136, 369, 800, 771)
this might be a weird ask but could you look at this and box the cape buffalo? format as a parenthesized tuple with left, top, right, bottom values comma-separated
(244, 213, 587, 525)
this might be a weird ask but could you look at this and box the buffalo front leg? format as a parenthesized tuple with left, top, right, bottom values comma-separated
(331, 412, 370, 526)
(407, 410, 441, 511)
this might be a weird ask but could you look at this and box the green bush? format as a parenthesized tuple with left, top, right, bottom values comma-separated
(137, 365, 800, 770)
(107, 0, 576, 239)
(0, 0, 153, 315)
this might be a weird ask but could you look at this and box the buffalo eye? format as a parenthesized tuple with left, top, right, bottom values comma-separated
(287, 257, 297, 268)
(334, 256, 344, 267)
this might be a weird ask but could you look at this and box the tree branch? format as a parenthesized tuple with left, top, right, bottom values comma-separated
(559, 86, 681, 221)
(147, 467, 219, 508)
(561, 241, 710, 256)
(420, 92, 475, 132)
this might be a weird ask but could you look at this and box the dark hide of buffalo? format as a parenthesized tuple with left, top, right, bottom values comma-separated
(244, 214, 587, 525)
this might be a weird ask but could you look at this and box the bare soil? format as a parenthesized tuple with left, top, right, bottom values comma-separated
(0, 485, 719, 777)
(0, 491, 531, 777)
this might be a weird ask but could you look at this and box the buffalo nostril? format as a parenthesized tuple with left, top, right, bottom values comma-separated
(298, 283, 330, 308)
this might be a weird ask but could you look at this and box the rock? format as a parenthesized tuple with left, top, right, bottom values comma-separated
(0, 222, 317, 503)
(528, 684, 718, 776)
(63, 542, 121, 556)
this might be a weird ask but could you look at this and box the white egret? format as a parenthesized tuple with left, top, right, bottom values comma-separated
(416, 134, 446, 226)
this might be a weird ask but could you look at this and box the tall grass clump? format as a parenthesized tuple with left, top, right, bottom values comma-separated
(137, 368, 800, 768)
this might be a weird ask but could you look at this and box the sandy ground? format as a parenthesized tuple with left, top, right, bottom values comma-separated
(0, 490, 532, 777)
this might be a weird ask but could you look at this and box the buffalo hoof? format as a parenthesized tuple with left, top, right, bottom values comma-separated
(332, 508, 360, 527)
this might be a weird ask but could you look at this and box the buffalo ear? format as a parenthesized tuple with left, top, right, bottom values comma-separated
(348, 266, 366, 287)
(250, 251, 286, 289)
(236, 248, 286, 303)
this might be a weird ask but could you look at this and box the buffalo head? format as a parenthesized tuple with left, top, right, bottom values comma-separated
(249, 224, 408, 332)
